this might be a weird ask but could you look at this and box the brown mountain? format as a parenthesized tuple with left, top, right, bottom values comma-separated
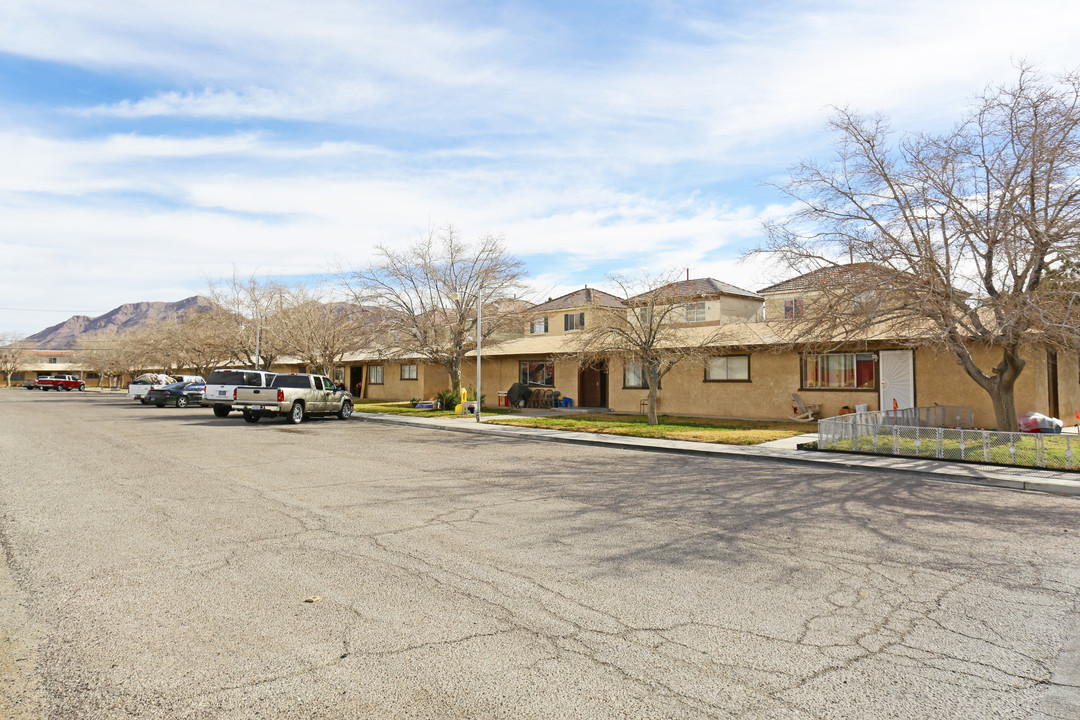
(26, 296, 216, 349)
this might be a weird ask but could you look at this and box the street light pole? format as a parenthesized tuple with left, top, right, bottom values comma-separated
(475, 288, 482, 423)
(254, 324, 261, 371)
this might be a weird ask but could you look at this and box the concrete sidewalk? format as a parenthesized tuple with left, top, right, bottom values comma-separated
(354, 412, 1080, 497)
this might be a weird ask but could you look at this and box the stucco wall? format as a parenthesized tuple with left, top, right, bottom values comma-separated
(351, 361, 450, 401)
(463, 356, 579, 407)
(1059, 352, 1080, 426)
(605, 353, 878, 420)
(358, 343, 1077, 425)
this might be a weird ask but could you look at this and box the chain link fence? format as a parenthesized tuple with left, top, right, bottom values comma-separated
(819, 406, 1079, 472)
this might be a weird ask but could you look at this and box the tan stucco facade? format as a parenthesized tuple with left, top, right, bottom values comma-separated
(463, 342, 1080, 429)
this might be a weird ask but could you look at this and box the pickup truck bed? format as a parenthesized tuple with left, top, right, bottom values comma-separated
(231, 373, 352, 424)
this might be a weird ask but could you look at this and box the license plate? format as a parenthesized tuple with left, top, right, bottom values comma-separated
(247, 405, 263, 411)
(217, 390, 226, 396)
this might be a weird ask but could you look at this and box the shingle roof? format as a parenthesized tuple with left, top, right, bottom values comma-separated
(530, 288, 626, 312)
(757, 263, 884, 294)
(627, 278, 762, 302)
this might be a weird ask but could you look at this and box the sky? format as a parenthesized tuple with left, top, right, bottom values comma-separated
(2, 0, 1079, 337)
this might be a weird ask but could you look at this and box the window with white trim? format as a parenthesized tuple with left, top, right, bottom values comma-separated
(400, 363, 418, 380)
(367, 365, 384, 385)
(564, 312, 584, 331)
(624, 359, 646, 388)
(684, 302, 707, 322)
(530, 317, 549, 334)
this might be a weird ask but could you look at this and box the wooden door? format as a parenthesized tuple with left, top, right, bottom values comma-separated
(578, 363, 608, 408)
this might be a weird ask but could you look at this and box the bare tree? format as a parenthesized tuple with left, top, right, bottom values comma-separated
(760, 65, 1080, 430)
(149, 310, 236, 379)
(0, 333, 31, 387)
(571, 271, 723, 425)
(73, 331, 157, 387)
(276, 286, 378, 377)
(339, 225, 528, 391)
(206, 271, 289, 370)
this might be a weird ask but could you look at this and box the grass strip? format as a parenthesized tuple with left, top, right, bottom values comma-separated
(484, 413, 811, 446)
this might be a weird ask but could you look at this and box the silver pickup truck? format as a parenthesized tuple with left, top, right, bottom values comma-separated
(232, 373, 353, 424)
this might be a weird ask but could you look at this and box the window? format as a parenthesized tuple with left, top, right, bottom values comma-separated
(519, 361, 554, 386)
(334, 368, 345, 383)
(705, 355, 750, 382)
(48, 357, 58, 364)
(624, 359, 646, 388)
(313, 377, 324, 390)
(367, 365, 384, 385)
(564, 312, 585, 331)
(401, 363, 418, 380)
(685, 302, 707, 322)
(784, 298, 804, 320)
(801, 353, 876, 389)
(530, 317, 549, 334)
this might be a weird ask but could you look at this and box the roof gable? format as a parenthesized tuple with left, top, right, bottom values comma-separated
(530, 288, 625, 312)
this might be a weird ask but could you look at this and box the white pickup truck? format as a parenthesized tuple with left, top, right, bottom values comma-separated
(203, 369, 277, 418)
(231, 373, 353, 424)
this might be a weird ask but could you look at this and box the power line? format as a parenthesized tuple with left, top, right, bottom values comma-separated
(0, 306, 103, 314)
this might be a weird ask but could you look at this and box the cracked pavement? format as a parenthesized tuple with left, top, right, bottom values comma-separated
(1, 391, 1079, 719)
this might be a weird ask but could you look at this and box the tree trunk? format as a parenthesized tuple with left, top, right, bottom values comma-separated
(646, 363, 661, 426)
(446, 355, 462, 392)
(950, 341, 1025, 432)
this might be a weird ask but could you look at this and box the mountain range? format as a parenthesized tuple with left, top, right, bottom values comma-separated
(26, 296, 215, 349)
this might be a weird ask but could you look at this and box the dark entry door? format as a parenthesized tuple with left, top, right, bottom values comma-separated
(578, 363, 608, 408)
(350, 366, 364, 397)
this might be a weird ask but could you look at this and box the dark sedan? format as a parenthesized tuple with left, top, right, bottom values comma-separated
(146, 382, 205, 408)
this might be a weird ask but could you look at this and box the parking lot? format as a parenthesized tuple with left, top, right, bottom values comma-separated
(2, 390, 1079, 719)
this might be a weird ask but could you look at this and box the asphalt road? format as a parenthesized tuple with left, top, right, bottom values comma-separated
(1, 390, 1079, 719)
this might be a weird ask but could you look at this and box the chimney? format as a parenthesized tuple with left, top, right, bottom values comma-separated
(686, 268, 690, 281)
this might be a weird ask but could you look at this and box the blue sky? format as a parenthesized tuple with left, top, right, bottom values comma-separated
(2, 0, 1079, 336)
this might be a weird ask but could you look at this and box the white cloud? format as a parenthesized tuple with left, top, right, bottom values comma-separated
(3, 0, 1080, 336)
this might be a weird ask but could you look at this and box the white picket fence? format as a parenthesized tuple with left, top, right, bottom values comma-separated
(818, 406, 1079, 471)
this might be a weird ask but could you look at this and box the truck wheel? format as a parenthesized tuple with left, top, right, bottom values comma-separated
(140, 397, 149, 405)
(175, 396, 189, 408)
(242, 411, 260, 423)
(154, 403, 165, 408)
(287, 402, 305, 424)
(213, 406, 230, 418)
(337, 401, 353, 420)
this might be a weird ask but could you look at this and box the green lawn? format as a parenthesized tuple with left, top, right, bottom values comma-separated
(484, 413, 813, 446)
(350, 400, 515, 419)
(822, 430, 1080, 471)
(351, 401, 812, 445)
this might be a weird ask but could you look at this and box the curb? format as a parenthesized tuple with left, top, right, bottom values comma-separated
(353, 413, 1080, 498)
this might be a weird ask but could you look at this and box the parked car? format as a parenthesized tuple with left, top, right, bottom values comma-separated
(231, 372, 352, 424)
(25, 374, 85, 391)
(128, 373, 174, 404)
(203, 369, 277, 418)
(146, 382, 206, 408)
